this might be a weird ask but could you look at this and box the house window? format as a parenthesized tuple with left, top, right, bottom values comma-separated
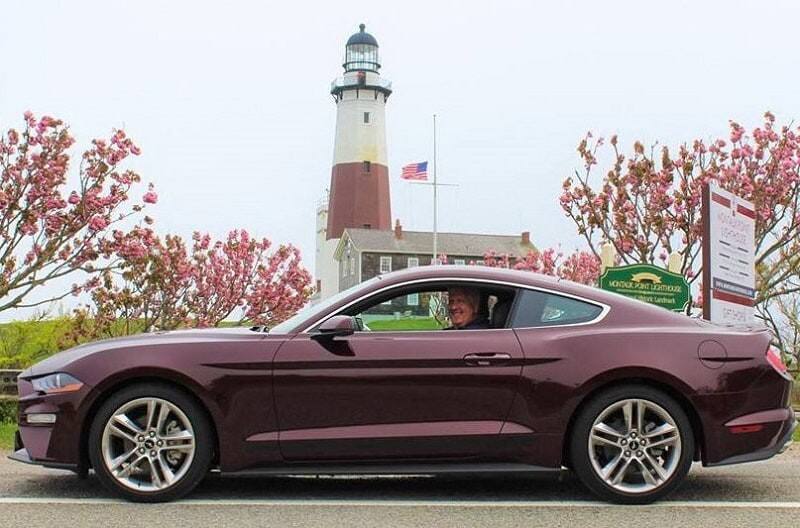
(454, 258, 466, 266)
(407, 293, 419, 306)
(342, 259, 348, 277)
(363, 160, 371, 173)
(407, 257, 419, 268)
(350, 256, 356, 276)
(380, 256, 392, 274)
(363, 112, 370, 123)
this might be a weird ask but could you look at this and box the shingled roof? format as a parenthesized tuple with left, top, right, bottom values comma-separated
(335, 228, 535, 260)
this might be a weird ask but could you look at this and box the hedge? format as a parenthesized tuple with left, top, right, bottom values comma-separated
(0, 398, 17, 423)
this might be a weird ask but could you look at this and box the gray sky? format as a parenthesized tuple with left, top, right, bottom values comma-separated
(2, 0, 799, 319)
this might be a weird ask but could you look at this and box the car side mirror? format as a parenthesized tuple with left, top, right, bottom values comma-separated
(311, 315, 356, 340)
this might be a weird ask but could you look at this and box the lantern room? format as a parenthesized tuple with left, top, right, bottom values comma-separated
(343, 24, 380, 72)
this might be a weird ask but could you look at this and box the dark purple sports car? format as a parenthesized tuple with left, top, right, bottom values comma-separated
(10, 266, 796, 503)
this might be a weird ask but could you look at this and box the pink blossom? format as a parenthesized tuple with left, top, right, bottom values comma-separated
(88, 216, 109, 232)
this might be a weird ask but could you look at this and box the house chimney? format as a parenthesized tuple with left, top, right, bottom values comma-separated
(394, 219, 403, 239)
(521, 231, 531, 245)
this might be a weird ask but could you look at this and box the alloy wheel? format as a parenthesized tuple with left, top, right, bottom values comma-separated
(587, 398, 682, 494)
(100, 397, 196, 492)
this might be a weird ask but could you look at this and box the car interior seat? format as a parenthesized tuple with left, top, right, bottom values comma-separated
(490, 298, 512, 328)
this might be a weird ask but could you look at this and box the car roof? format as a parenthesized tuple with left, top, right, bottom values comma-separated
(290, 265, 693, 333)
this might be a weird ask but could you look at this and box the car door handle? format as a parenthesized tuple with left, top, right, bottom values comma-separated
(463, 352, 513, 366)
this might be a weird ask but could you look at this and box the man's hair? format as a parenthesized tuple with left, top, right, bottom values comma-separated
(448, 287, 480, 309)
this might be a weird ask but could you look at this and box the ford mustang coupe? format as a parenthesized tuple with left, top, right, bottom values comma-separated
(10, 266, 796, 503)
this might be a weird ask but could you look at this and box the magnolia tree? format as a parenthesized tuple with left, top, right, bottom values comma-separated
(560, 112, 800, 361)
(0, 112, 155, 314)
(69, 229, 312, 340)
(480, 249, 600, 285)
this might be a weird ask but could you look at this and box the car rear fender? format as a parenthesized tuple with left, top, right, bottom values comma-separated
(562, 369, 705, 465)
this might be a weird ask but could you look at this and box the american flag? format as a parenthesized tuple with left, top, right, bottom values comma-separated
(401, 161, 428, 181)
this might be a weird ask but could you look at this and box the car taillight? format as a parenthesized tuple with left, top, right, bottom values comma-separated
(729, 424, 764, 434)
(766, 346, 790, 378)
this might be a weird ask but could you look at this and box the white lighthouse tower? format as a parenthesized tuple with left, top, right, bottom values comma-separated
(314, 24, 393, 301)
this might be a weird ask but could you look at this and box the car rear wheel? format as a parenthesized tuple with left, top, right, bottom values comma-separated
(570, 385, 694, 504)
(88, 383, 213, 502)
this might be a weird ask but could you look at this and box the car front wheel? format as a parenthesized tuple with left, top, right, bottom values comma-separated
(570, 385, 694, 504)
(88, 383, 213, 502)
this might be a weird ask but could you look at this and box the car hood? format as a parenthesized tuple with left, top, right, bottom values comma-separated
(22, 327, 286, 378)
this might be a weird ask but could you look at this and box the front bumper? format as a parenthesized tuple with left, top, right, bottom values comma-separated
(12, 376, 94, 469)
(8, 429, 79, 471)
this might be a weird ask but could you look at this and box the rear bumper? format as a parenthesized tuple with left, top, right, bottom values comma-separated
(706, 410, 796, 467)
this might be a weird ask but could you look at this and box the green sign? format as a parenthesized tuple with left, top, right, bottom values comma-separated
(599, 264, 690, 312)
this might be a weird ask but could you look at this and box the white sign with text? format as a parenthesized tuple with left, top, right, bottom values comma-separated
(707, 182, 756, 326)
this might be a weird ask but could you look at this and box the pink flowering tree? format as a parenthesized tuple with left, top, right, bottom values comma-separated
(69, 229, 192, 338)
(70, 229, 312, 339)
(0, 112, 156, 315)
(560, 112, 800, 358)
(187, 230, 312, 327)
(481, 249, 600, 286)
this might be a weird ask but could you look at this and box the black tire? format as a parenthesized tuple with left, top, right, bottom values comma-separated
(569, 384, 694, 504)
(88, 382, 213, 503)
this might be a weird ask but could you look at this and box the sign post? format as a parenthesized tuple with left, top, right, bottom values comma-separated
(599, 264, 690, 312)
(702, 182, 756, 326)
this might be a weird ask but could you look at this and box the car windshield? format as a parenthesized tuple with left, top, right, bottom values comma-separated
(267, 276, 382, 334)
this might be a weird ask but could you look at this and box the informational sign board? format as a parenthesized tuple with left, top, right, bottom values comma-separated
(702, 182, 756, 326)
(599, 264, 690, 312)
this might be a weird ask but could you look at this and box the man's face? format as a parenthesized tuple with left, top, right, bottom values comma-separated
(448, 290, 477, 328)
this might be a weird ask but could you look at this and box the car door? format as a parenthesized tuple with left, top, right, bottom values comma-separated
(272, 284, 524, 462)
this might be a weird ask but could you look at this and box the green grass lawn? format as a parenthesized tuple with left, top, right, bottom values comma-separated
(366, 317, 444, 331)
(0, 422, 16, 450)
(0, 318, 74, 369)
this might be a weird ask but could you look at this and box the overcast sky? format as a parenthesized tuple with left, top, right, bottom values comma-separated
(2, 0, 799, 319)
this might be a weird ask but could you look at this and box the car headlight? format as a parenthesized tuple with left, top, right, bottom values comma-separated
(31, 373, 84, 394)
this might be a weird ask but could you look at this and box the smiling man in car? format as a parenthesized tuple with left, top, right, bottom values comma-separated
(446, 287, 489, 329)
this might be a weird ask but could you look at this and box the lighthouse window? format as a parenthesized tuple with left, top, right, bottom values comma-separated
(363, 112, 370, 124)
(363, 161, 371, 172)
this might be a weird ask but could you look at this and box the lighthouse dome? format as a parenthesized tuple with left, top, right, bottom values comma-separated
(344, 24, 380, 72)
(346, 23, 379, 47)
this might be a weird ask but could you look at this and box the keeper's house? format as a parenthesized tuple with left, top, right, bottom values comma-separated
(334, 221, 535, 291)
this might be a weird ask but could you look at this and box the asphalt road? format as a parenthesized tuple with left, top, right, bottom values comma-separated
(1, 447, 799, 527)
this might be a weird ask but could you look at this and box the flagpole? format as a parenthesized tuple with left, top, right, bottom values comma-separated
(432, 114, 438, 264)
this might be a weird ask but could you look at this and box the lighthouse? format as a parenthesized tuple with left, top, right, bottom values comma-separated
(314, 24, 393, 300)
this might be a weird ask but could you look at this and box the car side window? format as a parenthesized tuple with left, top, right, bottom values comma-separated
(346, 283, 517, 332)
(355, 289, 449, 331)
(510, 289, 602, 327)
